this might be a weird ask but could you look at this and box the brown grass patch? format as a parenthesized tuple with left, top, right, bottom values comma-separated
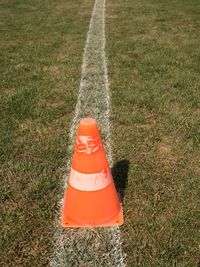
(3, 88, 16, 96)
(159, 144, 172, 154)
(20, 120, 64, 140)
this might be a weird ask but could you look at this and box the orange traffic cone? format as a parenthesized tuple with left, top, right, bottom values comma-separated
(61, 117, 124, 227)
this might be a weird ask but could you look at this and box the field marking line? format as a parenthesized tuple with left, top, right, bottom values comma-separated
(50, 0, 126, 266)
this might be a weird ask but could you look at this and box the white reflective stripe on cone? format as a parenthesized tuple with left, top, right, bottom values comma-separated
(69, 167, 113, 191)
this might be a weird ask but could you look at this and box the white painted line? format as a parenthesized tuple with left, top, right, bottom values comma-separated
(50, 0, 126, 266)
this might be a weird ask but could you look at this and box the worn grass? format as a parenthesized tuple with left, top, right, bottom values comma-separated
(107, 0, 200, 266)
(1, 0, 200, 266)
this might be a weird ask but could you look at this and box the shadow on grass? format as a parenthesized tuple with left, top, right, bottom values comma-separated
(112, 159, 130, 201)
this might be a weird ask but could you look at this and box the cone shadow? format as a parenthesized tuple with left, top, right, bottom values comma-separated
(111, 159, 130, 201)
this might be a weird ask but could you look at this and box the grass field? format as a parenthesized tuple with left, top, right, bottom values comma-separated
(1, 0, 200, 266)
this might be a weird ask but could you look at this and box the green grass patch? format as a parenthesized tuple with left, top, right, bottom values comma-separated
(0, 0, 93, 266)
(107, 0, 200, 266)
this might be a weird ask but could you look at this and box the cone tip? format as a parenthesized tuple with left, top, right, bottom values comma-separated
(80, 117, 96, 126)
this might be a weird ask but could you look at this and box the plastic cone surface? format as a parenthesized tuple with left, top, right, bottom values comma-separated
(61, 118, 124, 227)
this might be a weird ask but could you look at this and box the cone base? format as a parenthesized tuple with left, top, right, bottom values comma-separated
(61, 204, 124, 228)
